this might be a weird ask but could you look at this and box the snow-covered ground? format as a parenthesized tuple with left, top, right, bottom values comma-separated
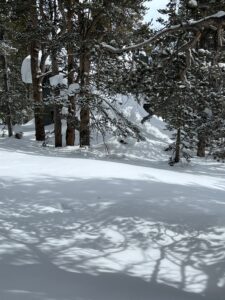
(0, 116, 225, 300)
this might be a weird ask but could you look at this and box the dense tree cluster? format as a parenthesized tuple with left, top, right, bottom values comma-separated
(122, 0, 225, 163)
(0, 0, 225, 164)
(0, 0, 148, 145)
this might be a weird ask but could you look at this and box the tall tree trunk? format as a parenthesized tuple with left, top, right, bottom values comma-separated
(78, 6, 90, 148)
(51, 49, 62, 148)
(0, 29, 13, 137)
(66, 0, 76, 146)
(2, 54, 13, 137)
(30, 0, 45, 141)
(80, 51, 90, 147)
(30, 41, 45, 141)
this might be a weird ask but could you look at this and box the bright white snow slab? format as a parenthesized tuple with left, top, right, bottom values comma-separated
(21, 53, 51, 84)
(0, 145, 225, 300)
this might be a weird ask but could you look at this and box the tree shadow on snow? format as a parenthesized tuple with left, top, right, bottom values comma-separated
(0, 176, 224, 300)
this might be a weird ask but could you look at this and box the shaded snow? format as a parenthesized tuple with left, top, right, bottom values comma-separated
(68, 83, 80, 95)
(0, 117, 225, 300)
(1, 96, 225, 299)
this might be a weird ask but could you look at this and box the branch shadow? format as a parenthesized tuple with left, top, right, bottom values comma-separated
(0, 176, 225, 299)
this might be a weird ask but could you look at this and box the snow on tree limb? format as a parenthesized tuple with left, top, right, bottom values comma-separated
(0, 41, 17, 55)
(101, 11, 225, 54)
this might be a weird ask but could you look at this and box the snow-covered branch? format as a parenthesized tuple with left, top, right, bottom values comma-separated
(101, 11, 225, 54)
(0, 41, 17, 55)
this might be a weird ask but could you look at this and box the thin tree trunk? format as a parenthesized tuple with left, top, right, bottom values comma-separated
(0, 29, 13, 137)
(2, 54, 13, 137)
(51, 52, 62, 147)
(174, 95, 182, 164)
(78, 6, 91, 147)
(54, 104, 62, 147)
(30, 1, 45, 141)
(80, 104, 90, 146)
(48, 0, 62, 147)
(30, 41, 45, 141)
(66, 0, 76, 146)
(174, 127, 181, 163)
(52, 78, 62, 148)
(80, 51, 90, 147)
(6, 104, 13, 137)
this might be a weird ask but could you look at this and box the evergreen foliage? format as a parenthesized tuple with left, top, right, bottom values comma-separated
(0, 0, 225, 164)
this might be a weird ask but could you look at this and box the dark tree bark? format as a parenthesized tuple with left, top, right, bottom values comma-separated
(30, 41, 45, 141)
(50, 2, 62, 147)
(66, 0, 76, 146)
(52, 69, 62, 148)
(174, 127, 181, 163)
(197, 134, 206, 157)
(0, 29, 13, 137)
(30, 1, 45, 141)
(1, 55, 13, 137)
(79, 6, 91, 147)
(78, 3, 90, 147)
(80, 51, 90, 147)
(54, 103, 62, 147)
(80, 103, 90, 147)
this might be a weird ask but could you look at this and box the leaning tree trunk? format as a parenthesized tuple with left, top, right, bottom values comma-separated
(66, 0, 76, 146)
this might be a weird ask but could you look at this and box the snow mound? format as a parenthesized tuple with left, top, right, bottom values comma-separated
(89, 95, 172, 161)
(11, 94, 172, 162)
(49, 73, 67, 87)
(107, 94, 171, 144)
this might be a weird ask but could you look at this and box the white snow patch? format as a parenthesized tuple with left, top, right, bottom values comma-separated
(21, 52, 51, 84)
(49, 73, 67, 87)
(0, 104, 225, 299)
(68, 83, 80, 95)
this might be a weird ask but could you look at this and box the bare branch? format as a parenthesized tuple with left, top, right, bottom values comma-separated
(176, 31, 202, 54)
(37, 70, 52, 80)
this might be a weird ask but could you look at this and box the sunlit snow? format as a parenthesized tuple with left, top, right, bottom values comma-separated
(0, 106, 225, 299)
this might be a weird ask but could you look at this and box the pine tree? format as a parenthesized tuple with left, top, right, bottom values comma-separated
(28, 0, 46, 141)
(65, 0, 77, 146)
(178, 0, 225, 157)
(128, 0, 225, 163)
(62, 0, 148, 146)
(0, 28, 13, 137)
(0, 1, 30, 136)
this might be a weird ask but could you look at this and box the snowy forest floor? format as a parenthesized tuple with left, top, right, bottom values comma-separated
(0, 118, 225, 300)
